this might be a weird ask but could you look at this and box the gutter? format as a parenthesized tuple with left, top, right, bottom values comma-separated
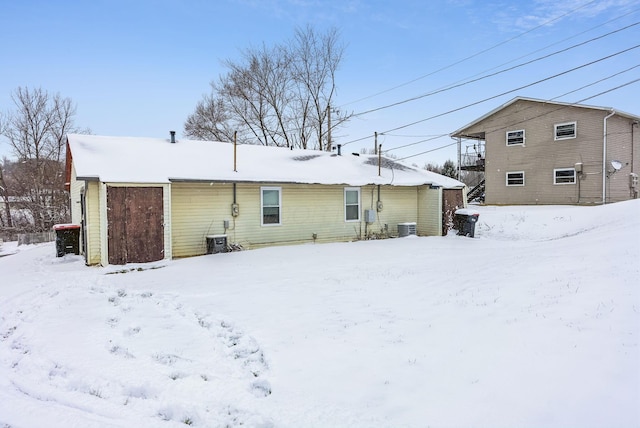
(602, 110, 615, 204)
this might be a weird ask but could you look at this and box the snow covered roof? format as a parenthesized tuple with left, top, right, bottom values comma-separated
(66, 134, 465, 188)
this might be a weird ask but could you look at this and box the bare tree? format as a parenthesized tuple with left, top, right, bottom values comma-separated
(0, 158, 12, 228)
(184, 88, 235, 142)
(0, 117, 10, 228)
(221, 44, 295, 147)
(1, 87, 83, 231)
(185, 26, 351, 151)
(425, 159, 471, 184)
(290, 25, 347, 151)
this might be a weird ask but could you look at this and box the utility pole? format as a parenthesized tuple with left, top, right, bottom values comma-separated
(374, 131, 378, 155)
(233, 131, 237, 172)
(327, 105, 332, 152)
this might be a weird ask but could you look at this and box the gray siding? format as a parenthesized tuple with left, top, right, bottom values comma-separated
(462, 99, 638, 205)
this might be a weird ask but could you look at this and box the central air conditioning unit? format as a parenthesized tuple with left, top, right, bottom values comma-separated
(397, 222, 417, 237)
(206, 235, 228, 254)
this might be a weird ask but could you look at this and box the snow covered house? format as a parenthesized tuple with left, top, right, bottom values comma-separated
(451, 97, 640, 205)
(65, 134, 466, 265)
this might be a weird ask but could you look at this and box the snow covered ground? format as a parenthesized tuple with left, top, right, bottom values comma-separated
(0, 201, 638, 428)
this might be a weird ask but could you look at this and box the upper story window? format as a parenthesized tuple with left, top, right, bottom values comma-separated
(554, 122, 576, 140)
(554, 168, 576, 185)
(261, 186, 281, 225)
(506, 171, 525, 186)
(344, 187, 360, 222)
(506, 130, 525, 146)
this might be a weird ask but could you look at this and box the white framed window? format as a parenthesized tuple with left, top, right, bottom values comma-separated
(506, 130, 525, 146)
(554, 168, 576, 185)
(261, 186, 281, 225)
(344, 187, 361, 222)
(506, 171, 525, 186)
(554, 122, 576, 140)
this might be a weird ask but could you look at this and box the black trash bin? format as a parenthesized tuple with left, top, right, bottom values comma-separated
(53, 224, 81, 257)
(453, 209, 480, 238)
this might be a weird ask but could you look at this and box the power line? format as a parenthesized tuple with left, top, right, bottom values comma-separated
(462, 77, 640, 141)
(551, 63, 640, 99)
(341, 0, 601, 107)
(341, 44, 639, 147)
(396, 78, 640, 161)
(354, 21, 639, 117)
(385, 134, 448, 152)
(420, 8, 639, 102)
(380, 44, 640, 135)
(381, 64, 639, 158)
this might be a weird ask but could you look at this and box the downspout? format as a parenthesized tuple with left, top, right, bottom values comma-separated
(457, 137, 462, 180)
(632, 121, 638, 174)
(602, 110, 615, 204)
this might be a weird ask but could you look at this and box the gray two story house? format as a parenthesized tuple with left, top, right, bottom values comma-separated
(451, 97, 639, 205)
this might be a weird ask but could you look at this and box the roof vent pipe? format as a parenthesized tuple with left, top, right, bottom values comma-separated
(170, 131, 176, 144)
(337, 144, 342, 156)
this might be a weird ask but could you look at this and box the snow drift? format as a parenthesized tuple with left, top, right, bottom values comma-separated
(1, 201, 638, 427)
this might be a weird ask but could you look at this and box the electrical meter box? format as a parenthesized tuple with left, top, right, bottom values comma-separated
(364, 209, 376, 223)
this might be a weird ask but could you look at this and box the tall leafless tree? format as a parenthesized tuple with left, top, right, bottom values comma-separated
(184, 89, 236, 142)
(1, 87, 84, 231)
(0, 158, 12, 228)
(184, 26, 351, 151)
(290, 25, 345, 151)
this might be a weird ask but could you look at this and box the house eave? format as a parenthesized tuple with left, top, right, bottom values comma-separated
(76, 175, 100, 182)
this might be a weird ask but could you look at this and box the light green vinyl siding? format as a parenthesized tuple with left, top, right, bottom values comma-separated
(69, 165, 83, 226)
(85, 181, 102, 265)
(171, 182, 443, 258)
(417, 186, 442, 236)
(360, 185, 419, 236)
(171, 183, 231, 258)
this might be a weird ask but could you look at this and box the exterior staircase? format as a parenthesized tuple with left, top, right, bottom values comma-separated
(467, 179, 485, 202)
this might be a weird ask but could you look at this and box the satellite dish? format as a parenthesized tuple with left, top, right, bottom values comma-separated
(610, 160, 623, 171)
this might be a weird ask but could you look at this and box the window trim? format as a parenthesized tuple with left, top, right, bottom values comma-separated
(554, 168, 576, 185)
(344, 187, 361, 222)
(260, 186, 281, 226)
(506, 171, 525, 186)
(554, 121, 577, 140)
(506, 129, 525, 146)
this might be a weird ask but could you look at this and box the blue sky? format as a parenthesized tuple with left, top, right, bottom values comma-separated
(1, 0, 639, 165)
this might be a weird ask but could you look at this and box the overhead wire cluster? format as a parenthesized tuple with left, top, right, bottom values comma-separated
(337, 3, 640, 162)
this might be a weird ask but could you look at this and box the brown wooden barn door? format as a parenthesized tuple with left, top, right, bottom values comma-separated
(107, 187, 128, 264)
(107, 186, 164, 265)
(125, 187, 164, 263)
(442, 189, 464, 235)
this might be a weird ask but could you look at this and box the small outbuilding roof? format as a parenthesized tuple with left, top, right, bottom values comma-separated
(66, 134, 465, 188)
